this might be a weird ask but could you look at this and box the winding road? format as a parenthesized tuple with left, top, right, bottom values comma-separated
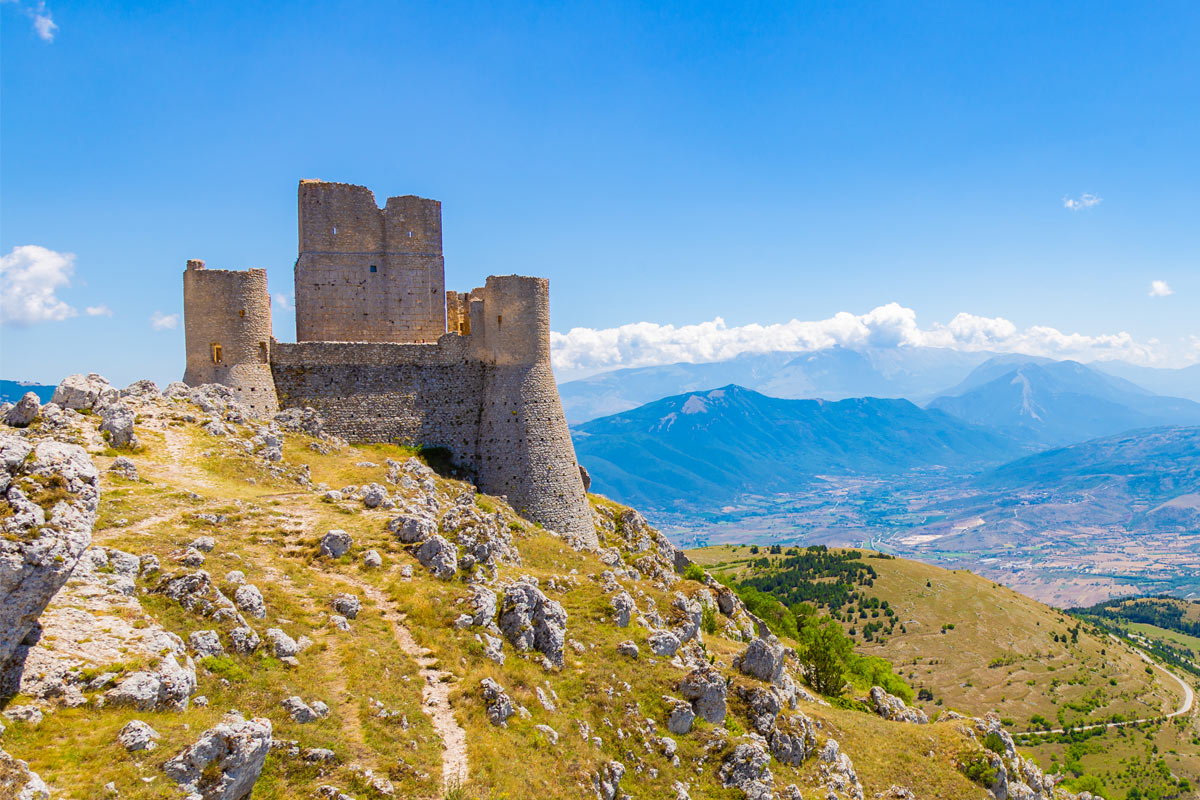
(1020, 637, 1194, 736)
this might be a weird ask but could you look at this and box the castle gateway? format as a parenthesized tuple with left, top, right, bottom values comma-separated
(182, 180, 592, 540)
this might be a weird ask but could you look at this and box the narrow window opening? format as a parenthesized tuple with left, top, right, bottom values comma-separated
(239, 309, 246, 318)
(497, 315, 502, 327)
(369, 265, 377, 273)
(211, 343, 223, 364)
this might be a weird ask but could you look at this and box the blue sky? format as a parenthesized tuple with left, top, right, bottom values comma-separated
(2, 0, 1197, 385)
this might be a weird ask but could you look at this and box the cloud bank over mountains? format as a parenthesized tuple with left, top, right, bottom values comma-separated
(550, 303, 1182, 380)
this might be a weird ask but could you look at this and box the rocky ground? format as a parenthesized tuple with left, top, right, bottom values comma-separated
(0, 376, 1087, 799)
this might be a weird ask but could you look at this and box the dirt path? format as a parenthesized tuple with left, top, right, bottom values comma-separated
(355, 581, 469, 791)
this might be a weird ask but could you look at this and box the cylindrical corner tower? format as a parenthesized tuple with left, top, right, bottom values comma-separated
(472, 275, 596, 546)
(182, 259, 279, 416)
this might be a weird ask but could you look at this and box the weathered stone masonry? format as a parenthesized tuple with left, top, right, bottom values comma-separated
(182, 181, 593, 540)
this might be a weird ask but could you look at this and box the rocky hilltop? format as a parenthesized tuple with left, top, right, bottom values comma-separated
(0, 377, 1089, 799)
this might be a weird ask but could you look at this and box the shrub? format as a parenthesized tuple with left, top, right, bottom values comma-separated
(701, 604, 718, 635)
(200, 655, 249, 682)
(961, 751, 998, 786)
(982, 732, 1006, 755)
(683, 563, 706, 583)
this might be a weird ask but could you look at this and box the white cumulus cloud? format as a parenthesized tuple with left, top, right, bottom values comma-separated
(1062, 192, 1102, 211)
(3, 0, 58, 42)
(150, 311, 180, 331)
(0, 245, 78, 325)
(85, 305, 113, 317)
(550, 304, 1160, 380)
(1149, 280, 1174, 297)
(273, 293, 294, 311)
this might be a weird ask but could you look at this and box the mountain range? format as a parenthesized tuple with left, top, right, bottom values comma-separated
(572, 353, 1200, 517)
(559, 347, 1200, 422)
(571, 384, 1024, 510)
(0, 380, 55, 404)
(558, 346, 995, 422)
(928, 359, 1200, 446)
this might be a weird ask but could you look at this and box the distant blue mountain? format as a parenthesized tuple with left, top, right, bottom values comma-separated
(1091, 361, 1200, 403)
(0, 380, 55, 404)
(558, 346, 994, 422)
(571, 384, 1025, 511)
(926, 359, 1200, 446)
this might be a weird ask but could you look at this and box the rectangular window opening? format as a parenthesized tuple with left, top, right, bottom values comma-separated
(211, 343, 223, 364)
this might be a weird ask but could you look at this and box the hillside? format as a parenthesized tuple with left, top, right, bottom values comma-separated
(0, 378, 1094, 799)
(687, 546, 1183, 729)
(688, 545, 1200, 798)
(927, 360, 1200, 446)
(571, 385, 1025, 512)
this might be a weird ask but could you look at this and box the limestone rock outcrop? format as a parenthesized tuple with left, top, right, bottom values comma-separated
(480, 677, 515, 727)
(3, 393, 41, 428)
(50, 373, 117, 411)
(498, 579, 567, 668)
(163, 715, 272, 800)
(1, 436, 99, 695)
(678, 663, 727, 724)
(719, 736, 774, 800)
(869, 685, 928, 724)
(99, 402, 138, 448)
(735, 636, 786, 686)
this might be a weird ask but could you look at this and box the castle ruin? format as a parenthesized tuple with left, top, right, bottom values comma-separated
(182, 180, 593, 540)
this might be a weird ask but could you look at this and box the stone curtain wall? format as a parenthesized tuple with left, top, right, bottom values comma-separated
(295, 181, 446, 344)
(271, 337, 485, 447)
(181, 261, 279, 416)
(271, 330, 593, 540)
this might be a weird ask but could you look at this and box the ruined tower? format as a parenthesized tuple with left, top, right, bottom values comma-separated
(181, 260, 279, 416)
(294, 181, 446, 343)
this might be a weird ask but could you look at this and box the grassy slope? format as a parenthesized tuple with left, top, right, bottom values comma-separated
(0, 411, 1002, 799)
(687, 546, 1183, 728)
(689, 545, 1200, 798)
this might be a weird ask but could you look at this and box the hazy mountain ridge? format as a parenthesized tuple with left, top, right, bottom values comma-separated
(927, 360, 1200, 446)
(559, 348, 1200, 424)
(559, 346, 996, 422)
(0, 379, 56, 404)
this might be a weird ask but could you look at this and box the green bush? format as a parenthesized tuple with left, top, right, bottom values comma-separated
(961, 751, 997, 786)
(683, 563, 706, 583)
(200, 655, 249, 682)
(982, 732, 1006, 755)
(701, 604, 718, 635)
(847, 654, 913, 702)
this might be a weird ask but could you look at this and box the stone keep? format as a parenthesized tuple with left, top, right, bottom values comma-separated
(181, 181, 593, 540)
(295, 181, 447, 344)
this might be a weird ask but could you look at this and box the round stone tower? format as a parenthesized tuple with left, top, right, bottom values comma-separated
(182, 259, 279, 416)
(471, 275, 595, 545)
